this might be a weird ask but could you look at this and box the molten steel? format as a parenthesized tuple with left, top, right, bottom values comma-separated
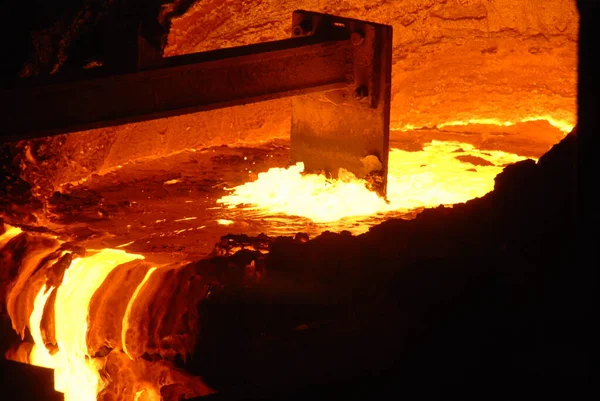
(217, 141, 532, 223)
(30, 249, 145, 401)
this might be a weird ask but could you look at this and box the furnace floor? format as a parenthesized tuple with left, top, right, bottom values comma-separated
(39, 121, 564, 260)
(42, 139, 414, 261)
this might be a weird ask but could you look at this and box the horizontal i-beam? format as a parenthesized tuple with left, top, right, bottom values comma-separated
(0, 33, 353, 142)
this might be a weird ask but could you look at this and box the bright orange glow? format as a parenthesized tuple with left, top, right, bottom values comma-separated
(122, 267, 157, 360)
(134, 388, 160, 401)
(29, 285, 56, 368)
(393, 115, 575, 134)
(28, 249, 144, 401)
(2, 224, 210, 400)
(0, 225, 22, 247)
(436, 116, 575, 134)
(217, 141, 531, 223)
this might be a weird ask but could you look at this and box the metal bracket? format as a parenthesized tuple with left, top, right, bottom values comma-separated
(0, 10, 392, 196)
(290, 10, 392, 196)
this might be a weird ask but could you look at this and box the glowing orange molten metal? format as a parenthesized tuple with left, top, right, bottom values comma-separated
(1, 223, 213, 401)
(394, 115, 575, 134)
(29, 249, 146, 401)
(217, 141, 533, 223)
(0, 231, 149, 401)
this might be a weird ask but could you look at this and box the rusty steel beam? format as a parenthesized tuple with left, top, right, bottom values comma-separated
(0, 32, 352, 142)
(0, 10, 392, 196)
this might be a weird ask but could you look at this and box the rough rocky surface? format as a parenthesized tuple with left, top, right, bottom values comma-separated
(0, 102, 291, 202)
(166, 0, 578, 129)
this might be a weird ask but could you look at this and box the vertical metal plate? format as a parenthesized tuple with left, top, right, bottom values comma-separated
(290, 10, 392, 196)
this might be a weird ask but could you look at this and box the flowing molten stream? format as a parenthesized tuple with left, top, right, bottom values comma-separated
(1, 223, 159, 401)
(217, 140, 533, 223)
(28, 250, 154, 401)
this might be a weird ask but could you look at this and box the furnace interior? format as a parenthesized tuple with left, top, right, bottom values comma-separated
(1, 0, 578, 257)
(6, 0, 577, 191)
(0, 2, 583, 401)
